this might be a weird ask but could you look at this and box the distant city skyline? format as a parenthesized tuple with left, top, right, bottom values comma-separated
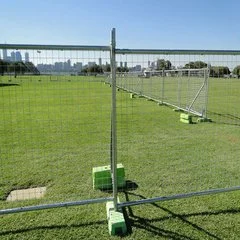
(36, 59, 133, 73)
(1, 49, 29, 62)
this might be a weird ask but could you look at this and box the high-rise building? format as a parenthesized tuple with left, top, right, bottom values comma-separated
(63, 61, 70, 71)
(25, 52, 29, 62)
(55, 62, 64, 71)
(88, 61, 96, 67)
(67, 59, 71, 69)
(98, 58, 102, 66)
(124, 62, 127, 68)
(135, 65, 141, 71)
(11, 51, 16, 62)
(15, 51, 22, 61)
(3, 49, 7, 61)
(74, 62, 83, 72)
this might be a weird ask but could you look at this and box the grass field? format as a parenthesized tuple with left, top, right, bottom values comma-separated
(0, 74, 240, 239)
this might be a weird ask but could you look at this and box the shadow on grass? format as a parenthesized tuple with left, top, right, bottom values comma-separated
(0, 220, 106, 236)
(207, 111, 240, 126)
(124, 180, 139, 191)
(123, 191, 240, 240)
(0, 83, 20, 87)
(100, 180, 139, 193)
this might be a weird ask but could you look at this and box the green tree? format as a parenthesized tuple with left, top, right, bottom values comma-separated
(0, 60, 7, 76)
(210, 66, 230, 78)
(165, 60, 172, 70)
(0, 60, 38, 76)
(88, 64, 103, 73)
(81, 64, 103, 75)
(232, 65, 240, 76)
(103, 63, 111, 72)
(156, 59, 172, 70)
(184, 61, 207, 69)
(117, 66, 129, 72)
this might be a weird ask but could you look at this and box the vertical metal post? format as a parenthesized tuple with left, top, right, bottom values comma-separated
(177, 71, 182, 109)
(161, 70, 165, 103)
(110, 28, 118, 211)
(203, 65, 210, 119)
(187, 69, 191, 114)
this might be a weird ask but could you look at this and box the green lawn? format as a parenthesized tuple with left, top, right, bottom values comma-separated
(0, 75, 240, 239)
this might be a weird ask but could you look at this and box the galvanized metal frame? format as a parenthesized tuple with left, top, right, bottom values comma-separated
(114, 67, 210, 118)
(187, 67, 209, 118)
(0, 42, 113, 216)
(115, 48, 240, 55)
(0, 197, 113, 215)
(118, 186, 240, 208)
(110, 28, 118, 211)
(114, 46, 240, 209)
(0, 44, 110, 51)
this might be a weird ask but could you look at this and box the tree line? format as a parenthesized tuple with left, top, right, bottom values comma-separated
(1, 58, 239, 78)
(0, 59, 39, 76)
(81, 63, 129, 74)
(156, 59, 240, 78)
(81, 59, 240, 77)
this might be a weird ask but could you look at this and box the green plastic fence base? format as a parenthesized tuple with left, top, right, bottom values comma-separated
(180, 118, 192, 124)
(180, 113, 191, 119)
(92, 163, 126, 190)
(106, 200, 127, 236)
(130, 93, 135, 98)
(180, 113, 193, 124)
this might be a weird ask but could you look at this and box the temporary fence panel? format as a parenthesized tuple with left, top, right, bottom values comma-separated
(113, 68, 209, 118)
(0, 44, 114, 214)
(113, 49, 240, 208)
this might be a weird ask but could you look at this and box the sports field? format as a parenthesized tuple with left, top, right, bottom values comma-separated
(0, 75, 240, 239)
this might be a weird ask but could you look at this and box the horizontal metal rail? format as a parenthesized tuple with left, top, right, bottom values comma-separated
(116, 48, 240, 55)
(0, 44, 110, 51)
(1, 44, 240, 55)
(144, 68, 207, 73)
(118, 186, 240, 208)
(0, 197, 113, 215)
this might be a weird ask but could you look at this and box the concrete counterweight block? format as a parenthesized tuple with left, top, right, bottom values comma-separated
(180, 113, 193, 124)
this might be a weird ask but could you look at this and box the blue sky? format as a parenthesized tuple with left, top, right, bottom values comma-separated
(1, 0, 240, 50)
